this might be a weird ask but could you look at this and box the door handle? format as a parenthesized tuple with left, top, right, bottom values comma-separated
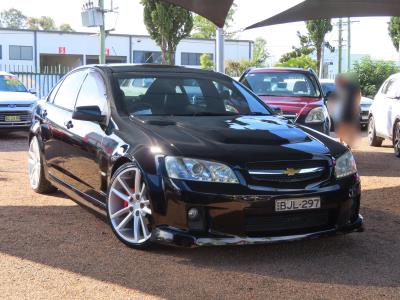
(64, 120, 74, 129)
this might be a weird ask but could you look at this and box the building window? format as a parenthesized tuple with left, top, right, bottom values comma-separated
(0, 45, 2, 59)
(133, 51, 162, 64)
(181, 53, 213, 66)
(9, 45, 33, 60)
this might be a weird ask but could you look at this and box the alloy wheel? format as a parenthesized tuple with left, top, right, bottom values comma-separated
(28, 137, 41, 189)
(108, 167, 152, 245)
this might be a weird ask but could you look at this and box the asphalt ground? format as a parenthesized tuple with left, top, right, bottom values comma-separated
(0, 131, 399, 299)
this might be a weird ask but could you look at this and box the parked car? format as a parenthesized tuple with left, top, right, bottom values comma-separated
(320, 79, 373, 128)
(239, 68, 331, 135)
(29, 64, 363, 248)
(368, 73, 400, 157)
(0, 71, 38, 131)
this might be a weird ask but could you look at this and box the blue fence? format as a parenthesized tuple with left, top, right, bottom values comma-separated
(0, 65, 71, 98)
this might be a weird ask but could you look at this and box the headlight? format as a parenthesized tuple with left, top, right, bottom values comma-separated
(305, 107, 326, 123)
(335, 151, 357, 178)
(165, 157, 239, 184)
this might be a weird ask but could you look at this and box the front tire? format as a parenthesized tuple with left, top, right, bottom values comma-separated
(28, 136, 56, 194)
(107, 162, 153, 249)
(368, 116, 383, 147)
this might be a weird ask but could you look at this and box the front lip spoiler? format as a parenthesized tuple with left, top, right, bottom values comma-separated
(152, 215, 363, 247)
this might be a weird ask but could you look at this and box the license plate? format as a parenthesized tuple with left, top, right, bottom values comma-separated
(5, 115, 20, 122)
(361, 115, 368, 120)
(275, 197, 321, 212)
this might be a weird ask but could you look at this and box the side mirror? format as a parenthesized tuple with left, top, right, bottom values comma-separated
(72, 106, 106, 123)
(271, 106, 282, 115)
(29, 88, 37, 95)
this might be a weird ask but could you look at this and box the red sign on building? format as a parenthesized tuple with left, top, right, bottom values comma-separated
(58, 47, 66, 54)
(105, 48, 110, 56)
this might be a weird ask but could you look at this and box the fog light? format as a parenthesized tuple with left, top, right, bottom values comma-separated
(188, 208, 199, 220)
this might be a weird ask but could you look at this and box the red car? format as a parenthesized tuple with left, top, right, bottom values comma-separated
(239, 68, 331, 135)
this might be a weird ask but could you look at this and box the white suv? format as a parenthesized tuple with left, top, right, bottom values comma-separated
(368, 73, 400, 156)
(0, 71, 38, 131)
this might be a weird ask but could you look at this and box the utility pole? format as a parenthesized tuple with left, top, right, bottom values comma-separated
(338, 18, 343, 74)
(99, 0, 106, 64)
(347, 17, 351, 72)
(319, 41, 324, 78)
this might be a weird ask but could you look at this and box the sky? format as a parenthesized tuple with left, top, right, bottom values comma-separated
(0, 0, 399, 62)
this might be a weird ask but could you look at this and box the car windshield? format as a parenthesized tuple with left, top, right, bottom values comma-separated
(321, 82, 336, 95)
(242, 71, 320, 97)
(114, 74, 271, 117)
(0, 75, 27, 92)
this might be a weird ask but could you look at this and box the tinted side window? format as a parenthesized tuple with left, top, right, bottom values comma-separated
(53, 71, 86, 110)
(75, 72, 108, 114)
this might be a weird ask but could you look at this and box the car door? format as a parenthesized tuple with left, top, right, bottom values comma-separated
(41, 70, 87, 182)
(61, 70, 109, 202)
(381, 77, 400, 138)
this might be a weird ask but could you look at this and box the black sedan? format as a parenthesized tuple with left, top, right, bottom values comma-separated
(28, 64, 363, 248)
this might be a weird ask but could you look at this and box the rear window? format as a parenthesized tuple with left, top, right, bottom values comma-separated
(0, 75, 27, 92)
(242, 72, 320, 98)
(114, 74, 271, 117)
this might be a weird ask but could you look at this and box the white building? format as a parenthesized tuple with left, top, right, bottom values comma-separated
(0, 28, 253, 72)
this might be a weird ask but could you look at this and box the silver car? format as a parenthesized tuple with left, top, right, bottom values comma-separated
(0, 71, 38, 131)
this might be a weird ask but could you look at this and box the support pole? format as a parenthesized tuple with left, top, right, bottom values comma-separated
(99, 0, 106, 64)
(319, 41, 324, 78)
(338, 18, 343, 74)
(347, 17, 351, 72)
(216, 27, 224, 73)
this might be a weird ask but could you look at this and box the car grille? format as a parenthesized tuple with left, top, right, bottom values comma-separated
(244, 209, 335, 237)
(246, 160, 330, 188)
(0, 111, 32, 126)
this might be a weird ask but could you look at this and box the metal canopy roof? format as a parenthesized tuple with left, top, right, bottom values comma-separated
(246, 0, 400, 29)
(163, 0, 234, 28)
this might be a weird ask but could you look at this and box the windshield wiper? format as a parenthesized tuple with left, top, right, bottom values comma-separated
(189, 112, 239, 116)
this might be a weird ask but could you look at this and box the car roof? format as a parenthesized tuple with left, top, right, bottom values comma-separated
(84, 64, 229, 79)
(0, 71, 15, 76)
(247, 67, 313, 74)
(319, 79, 335, 83)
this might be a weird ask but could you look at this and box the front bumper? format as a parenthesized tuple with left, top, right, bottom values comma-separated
(152, 215, 363, 247)
(148, 171, 362, 247)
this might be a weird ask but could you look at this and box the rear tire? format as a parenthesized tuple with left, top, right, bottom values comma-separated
(28, 136, 57, 194)
(368, 116, 383, 147)
(394, 122, 400, 158)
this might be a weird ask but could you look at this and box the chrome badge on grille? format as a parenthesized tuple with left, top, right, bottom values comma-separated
(283, 168, 301, 176)
(8, 104, 16, 108)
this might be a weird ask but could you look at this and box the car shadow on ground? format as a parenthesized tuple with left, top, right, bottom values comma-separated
(0, 185, 399, 298)
(353, 148, 400, 177)
(0, 132, 28, 152)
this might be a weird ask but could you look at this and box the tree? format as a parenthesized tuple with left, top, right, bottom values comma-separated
(225, 59, 254, 77)
(305, 19, 333, 72)
(191, 4, 237, 39)
(141, 0, 193, 65)
(278, 31, 314, 64)
(0, 8, 27, 29)
(59, 23, 74, 32)
(389, 17, 400, 52)
(200, 53, 214, 70)
(352, 56, 399, 97)
(275, 55, 318, 71)
(39, 16, 56, 30)
(252, 37, 269, 66)
(27, 17, 40, 30)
